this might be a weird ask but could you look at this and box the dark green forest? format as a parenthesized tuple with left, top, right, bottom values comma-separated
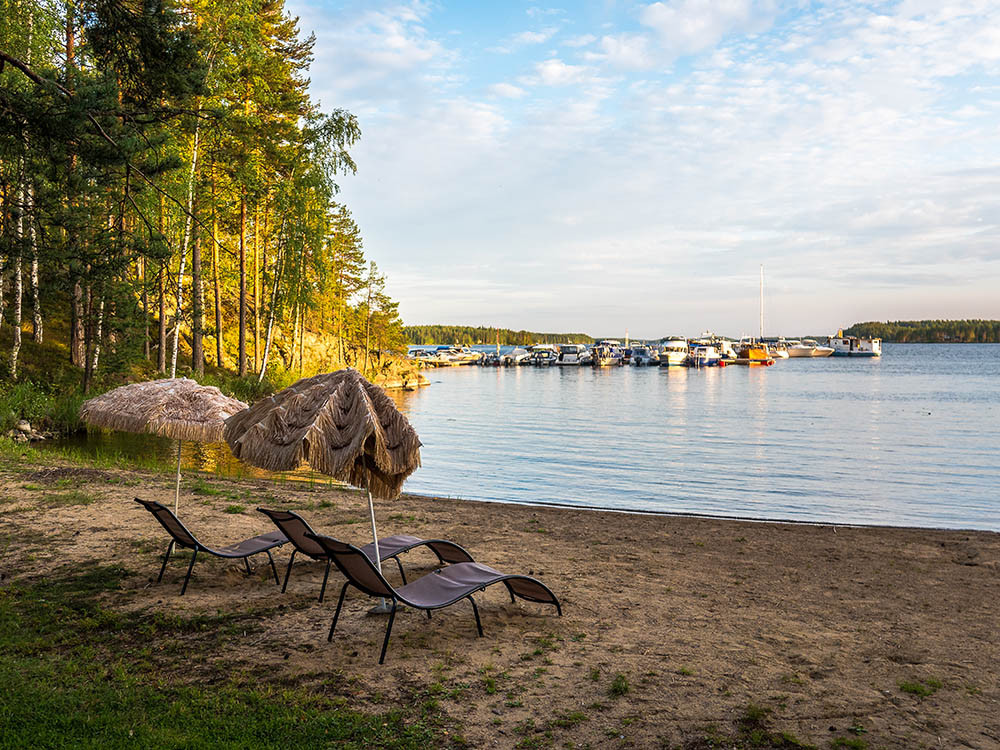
(844, 320, 1000, 343)
(404, 325, 595, 346)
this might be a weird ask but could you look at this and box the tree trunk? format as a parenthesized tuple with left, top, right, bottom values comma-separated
(171, 123, 201, 378)
(24, 12, 41, 344)
(192, 230, 203, 375)
(253, 202, 260, 371)
(157, 195, 166, 372)
(72, 280, 85, 366)
(238, 194, 247, 376)
(212, 170, 223, 368)
(9, 189, 23, 379)
(141, 256, 149, 359)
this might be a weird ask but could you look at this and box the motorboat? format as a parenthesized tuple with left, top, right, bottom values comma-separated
(629, 345, 657, 366)
(734, 342, 774, 366)
(556, 344, 592, 365)
(828, 333, 881, 357)
(787, 339, 833, 358)
(590, 341, 623, 367)
(502, 347, 532, 366)
(658, 338, 689, 367)
(527, 344, 559, 366)
(685, 345, 721, 367)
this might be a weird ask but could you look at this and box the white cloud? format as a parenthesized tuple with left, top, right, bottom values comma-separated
(529, 58, 589, 86)
(640, 0, 780, 57)
(564, 34, 597, 48)
(584, 33, 655, 70)
(488, 82, 526, 98)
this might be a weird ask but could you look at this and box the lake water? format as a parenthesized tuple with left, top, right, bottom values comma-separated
(50, 344, 1000, 531)
(389, 344, 999, 531)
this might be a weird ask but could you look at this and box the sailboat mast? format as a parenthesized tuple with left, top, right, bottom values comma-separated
(759, 264, 764, 342)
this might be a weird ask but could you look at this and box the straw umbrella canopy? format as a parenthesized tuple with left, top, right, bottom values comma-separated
(223, 369, 422, 577)
(79, 378, 248, 512)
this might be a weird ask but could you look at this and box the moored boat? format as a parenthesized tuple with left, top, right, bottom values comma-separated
(590, 341, 623, 367)
(734, 342, 775, 366)
(686, 345, 721, 367)
(628, 345, 657, 366)
(556, 344, 592, 366)
(787, 338, 833, 358)
(658, 338, 689, 367)
(828, 332, 881, 357)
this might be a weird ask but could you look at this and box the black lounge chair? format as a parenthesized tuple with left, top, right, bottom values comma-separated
(134, 498, 286, 595)
(304, 531, 562, 664)
(257, 508, 475, 601)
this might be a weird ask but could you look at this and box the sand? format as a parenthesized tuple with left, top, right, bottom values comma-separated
(2, 461, 998, 748)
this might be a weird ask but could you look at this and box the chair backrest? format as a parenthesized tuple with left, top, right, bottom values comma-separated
(134, 498, 200, 549)
(303, 532, 395, 598)
(257, 508, 326, 559)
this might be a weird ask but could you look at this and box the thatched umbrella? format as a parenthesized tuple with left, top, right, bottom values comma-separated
(223, 369, 422, 585)
(79, 378, 248, 513)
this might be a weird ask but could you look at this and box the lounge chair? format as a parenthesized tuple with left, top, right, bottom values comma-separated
(257, 507, 475, 601)
(304, 531, 562, 663)
(134, 498, 286, 595)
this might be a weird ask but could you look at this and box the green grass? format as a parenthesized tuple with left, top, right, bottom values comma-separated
(44, 489, 99, 506)
(898, 678, 942, 699)
(0, 565, 440, 748)
(224, 504, 246, 514)
(609, 673, 630, 697)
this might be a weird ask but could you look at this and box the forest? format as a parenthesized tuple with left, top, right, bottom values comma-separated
(844, 320, 1000, 343)
(0, 0, 409, 430)
(404, 325, 595, 347)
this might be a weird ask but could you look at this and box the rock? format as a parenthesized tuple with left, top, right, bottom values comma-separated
(15, 420, 31, 433)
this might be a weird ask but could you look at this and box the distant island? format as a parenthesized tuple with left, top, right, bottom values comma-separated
(405, 325, 595, 346)
(844, 320, 1000, 343)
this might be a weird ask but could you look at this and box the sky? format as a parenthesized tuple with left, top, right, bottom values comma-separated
(286, 0, 1000, 338)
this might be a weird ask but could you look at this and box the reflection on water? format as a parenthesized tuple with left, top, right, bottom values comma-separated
(46, 344, 1000, 530)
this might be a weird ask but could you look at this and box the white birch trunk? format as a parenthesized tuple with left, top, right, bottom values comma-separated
(170, 123, 200, 378)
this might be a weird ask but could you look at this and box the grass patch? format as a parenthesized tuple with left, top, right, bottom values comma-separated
(0, 564, 440, 748)
(44, 489, 99, 506)
(609, 673, 630, 697)
(190, 477, 226, 496)
(224, 504, 246, 514)
(898, 678, 942, 699)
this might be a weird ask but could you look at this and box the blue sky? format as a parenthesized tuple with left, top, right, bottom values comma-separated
(287, 0, 1000, 338)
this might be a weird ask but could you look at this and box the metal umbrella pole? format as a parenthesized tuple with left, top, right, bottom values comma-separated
(366, 481, 393, 614)
(174, 439, 183, 514)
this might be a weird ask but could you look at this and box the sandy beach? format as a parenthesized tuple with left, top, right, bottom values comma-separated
(3, 458, 998, 749)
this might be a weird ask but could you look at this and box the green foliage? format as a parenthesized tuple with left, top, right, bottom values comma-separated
(405, 325, 595, 346)
(0, 380, 85, 434)
(609, 673, 630, 697)
(844, 320, 1000, 343)
(0, 566, 438, 748)
(898, 678, 942, 698)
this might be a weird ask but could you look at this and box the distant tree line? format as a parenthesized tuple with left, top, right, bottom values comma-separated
(405, 325, 595, 346)
(845, 320, 1000, 343)
(0, 0, 405, 389)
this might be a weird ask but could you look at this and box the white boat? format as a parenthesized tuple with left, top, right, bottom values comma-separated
(787, 339, 833, 358)
(556, 344, 591, 365)
(502, 347, 532, 366)
(828, 333, 881, 357)
(686, 345, 721, 367)
(527, 344, 559, 366)
(658, 338, 689, 367)
(628, 345, 657, 366)
(590, 341, 623, 367)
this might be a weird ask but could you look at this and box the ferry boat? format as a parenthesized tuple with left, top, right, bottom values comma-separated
(556, 344, 591, 365)
(658, 338, 689, 367)
(828, 332, 881, 357)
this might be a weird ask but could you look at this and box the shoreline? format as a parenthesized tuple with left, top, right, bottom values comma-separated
(3, 452, 999, 747)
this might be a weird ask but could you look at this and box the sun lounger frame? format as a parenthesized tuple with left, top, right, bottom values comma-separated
(134, 498, 286, 595)
(256, 507, 474, 601)
(304, 531, 562, 663)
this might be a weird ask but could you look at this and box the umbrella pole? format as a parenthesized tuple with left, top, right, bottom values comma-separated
(174, 439, 183, 514)
(367, 486, 393, 614)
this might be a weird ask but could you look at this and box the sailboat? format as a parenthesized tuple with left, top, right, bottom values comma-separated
(736, 265, 775, 366)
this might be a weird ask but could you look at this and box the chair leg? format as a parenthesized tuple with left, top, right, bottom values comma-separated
(157, 541, 174, 583)
(426, 609, 432, 620)
(319, 559, 332, 602)
(503, 581, 515, 603)
(281, 549, 297, 593)
(328, 582, 350, 642)
(262, 550, 278, 584)
(393, 556, 407, 585)
(180, 549, 198, 596)
(243, 558, 252, 576)
(378, 600, 398, 665)
(469, 596, 483, 637)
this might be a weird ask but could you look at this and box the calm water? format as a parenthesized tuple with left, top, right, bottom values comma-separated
(388, 344, 999, 530)
(51, 344, 999, 530)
